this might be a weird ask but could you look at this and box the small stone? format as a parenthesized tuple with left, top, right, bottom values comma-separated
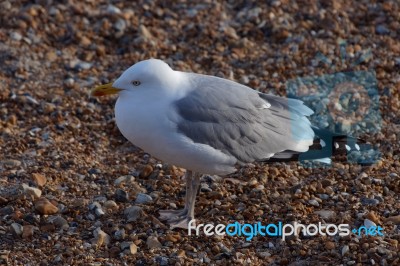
(93, 228, 110, 248)
(114, 189, 129, 202)
(177, 250, 185, 257)
(114, 175, 135, 186)
(1, 159, 22, 168)
(64, 78, 75, 88)
(104, 200, 118, 211)
(0, 250, 10, 263)
(384, 215, 400, 224)
(165, 234, 178, 242)
(10, 223, 23, 237)
(108, 246, 120, 258)
(68, 59, 92, 71)
(155, 256, 169, 265)
(35, 198, 59, 215)
(114, 229, 125, 240)
(48, 216, 69, 230)
(32, 173, 47, 187)
(114, 19, 126, 32)
(308, 199, 319, 207)
(10, 32, 22, 41)
(314, 210, 336, 220)
(0, 196, 8, 205)
(95, 207, 105, 217)
(364, 219, 376, 229)
(22, 184, 42, 199)
(146, 236, 162, 249)
(7, 114, 17, 125)
(139, 25, 153, 40)
(135, 193, 153, 204)
(361, 198, 379, 206)
(341, 245, 350, 256)
(106, 4, 121, 15)
(325, 241, 336, 250)
(121, 242, 137, 255)
(124, 206, 143, 222)
(376, 24, 390, 35)
(0, 206, 14, 215)
(22, 225, 34, 239)
(320, 179, 333, 187)
(139, 164, 153, 178)
(257, 251, 271, 258)
(365, 211, 380, 224)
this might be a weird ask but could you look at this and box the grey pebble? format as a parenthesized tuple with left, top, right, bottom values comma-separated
(10, 223, 23, 237)
(361, 197, 379, 206)
(124, 206, 143, 222)
(155, 256, 169, 266)
(115, 189, 129, 202)
(114, 229, 126, 240)
(135, 193, 153, 204)
(308, 199, 319, 207)
(376, 25, 390, 35)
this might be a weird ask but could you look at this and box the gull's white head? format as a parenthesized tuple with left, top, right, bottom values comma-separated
(91, 59, 179, 97)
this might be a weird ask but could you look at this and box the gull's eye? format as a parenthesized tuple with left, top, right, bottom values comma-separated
(132, 80, 141, 86)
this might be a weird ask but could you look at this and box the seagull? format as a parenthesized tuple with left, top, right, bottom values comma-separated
(91, 59, 364, 229)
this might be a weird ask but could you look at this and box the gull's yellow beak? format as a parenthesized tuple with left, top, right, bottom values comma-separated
(91, 82, 122, 97)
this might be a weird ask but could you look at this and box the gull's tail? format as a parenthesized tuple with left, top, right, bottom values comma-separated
(268, 127, 374, 165)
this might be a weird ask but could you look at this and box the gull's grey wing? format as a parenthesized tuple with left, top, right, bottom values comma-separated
(174, 74, 315, 164)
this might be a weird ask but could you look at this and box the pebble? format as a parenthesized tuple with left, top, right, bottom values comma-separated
(376, 24, 390, 35)
(67, 59, 92, 71)
(104, 200, 118, 212)
(314, 210, 336, 220)
(0, 206, 14, 215)
(0, 196, 8, 205)
(108, 246, 120, 258)
(114, 189, 129, 202)
(0, 250, 10, 263)
(257, 251, 271, 258)
(48, 216, 69, 230)
(64, 78, 75, 88)
(114, 175, 135, 186)
(22, 184, 42, 199)
(308, 199, 319, 207)
(135, 193, 153, 204)
(93, 228, 110, 248)
(138, 25, 153, 40)
(1, 159, 22, 168)
(10, 32, 22, 41)
(139, 164, 154, 178)
(364, 219, 376, 229)
(325, 241, 336, 250)
(146, 236, 162, 249)
(361, 198, 379, 206)
(124, 206, 143, 222)
(10, 223, 23, 237)
(114, 229, 125, 240)
(95, 207, 105, 217)
(34, 198, 59, 215)
(384, 215, 400, 224)
(365, 211, 380, 224)
(32, 173, 47, 187)
(121, 242, 137, 255)
(106, 4, 121, 15)
(155, 256, 169, 265)
(341, 245, 350, 256)
(22, 225, 35, 239)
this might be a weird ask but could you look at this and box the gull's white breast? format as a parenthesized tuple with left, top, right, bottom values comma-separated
(114, 83, 236, 175)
